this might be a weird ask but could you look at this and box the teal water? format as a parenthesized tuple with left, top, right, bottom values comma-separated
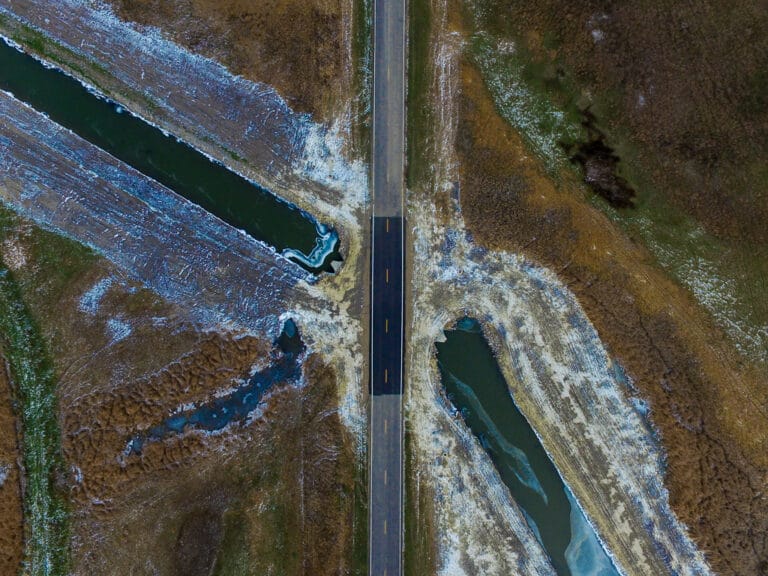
(436, 318, 621, 576)
(0, 37, 340, 272)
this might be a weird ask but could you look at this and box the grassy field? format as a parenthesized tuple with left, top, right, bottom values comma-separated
(462, 7, 768, 364)
(0, 212, 71, 576)
(406, 0, 433, 189)
(403, 429, 436, 576)
(352, 0, 373, 161)
(449, 2, 768, 572)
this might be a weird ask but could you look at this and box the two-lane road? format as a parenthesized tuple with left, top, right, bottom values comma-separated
(369, 0, 406, 574)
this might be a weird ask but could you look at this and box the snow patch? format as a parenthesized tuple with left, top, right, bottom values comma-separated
(1, 238, 27, 270)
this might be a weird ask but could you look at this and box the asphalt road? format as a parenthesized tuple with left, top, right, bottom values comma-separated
(369, 0, 406, 573)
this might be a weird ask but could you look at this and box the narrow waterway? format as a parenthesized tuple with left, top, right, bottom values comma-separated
(0, 37, 340, 273)
(436, 318, 621, 576)
(128, 319, 304, 454)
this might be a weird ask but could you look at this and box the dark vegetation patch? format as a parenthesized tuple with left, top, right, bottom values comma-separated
(174, 507, 224, 576)
(467, 0, 768, 243)
(0, 258, 70, 575)
(565, 110, 635, 209)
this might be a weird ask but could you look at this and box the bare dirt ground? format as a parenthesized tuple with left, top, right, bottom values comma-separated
(0, 352, 23, 575)
(447, 8, 768, 576)
(110, 0, 352, 123)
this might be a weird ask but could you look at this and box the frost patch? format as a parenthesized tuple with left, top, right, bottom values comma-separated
(106, 317, 131, 343)
(79, 278, 113, 315)
(0, 463, 8, 486)
(1, 238, 27, 270)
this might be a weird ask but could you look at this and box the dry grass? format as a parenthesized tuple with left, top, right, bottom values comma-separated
(0, 352, 23, 575)
(111, 0, 350, 122)
(66, 350, 357, 576)
(456, 58, 768, 575)
(468, 0, 768, 244)
(0, 209, 359, 575)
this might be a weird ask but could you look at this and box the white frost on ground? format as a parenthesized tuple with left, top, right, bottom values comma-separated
(79, 278, 113, 315)
(106, 317, 131, 343)
(298, 119, 369, 219)
(0, 462, 8, 487)
(1, 237, 27, 270)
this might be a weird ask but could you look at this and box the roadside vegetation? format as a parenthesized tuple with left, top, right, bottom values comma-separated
(406, 0, 433, 188)
(404, 429, 437, 576)
(352, 0, 373, 160)
(0, 215, 70, 576)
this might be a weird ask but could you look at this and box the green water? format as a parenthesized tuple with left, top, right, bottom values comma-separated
(0, 37, 340, 272)
(436, 318, 620, 576)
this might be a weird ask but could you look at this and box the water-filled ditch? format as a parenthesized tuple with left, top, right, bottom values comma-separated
(0, 37, 340, 273)
(436, 317, 621, 576)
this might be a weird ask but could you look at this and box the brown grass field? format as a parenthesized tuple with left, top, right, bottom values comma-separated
(0, 352, 23, 575)
(455, 38, 768, 576)
(110, 0, 350, 122)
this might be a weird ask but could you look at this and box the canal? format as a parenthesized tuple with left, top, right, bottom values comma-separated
(436, 318, 621, 576)
(0, 36, 340, 273)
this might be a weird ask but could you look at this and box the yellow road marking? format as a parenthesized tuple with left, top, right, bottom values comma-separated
(385, 318, 389, 333)
(384, 519, 388, 535)
(384, 419, 388, 434)
(386, 218, 390, 233)
(384, 469, 388, 485)
(385, 268, 389, 283)
(384, 368, 388, 383)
